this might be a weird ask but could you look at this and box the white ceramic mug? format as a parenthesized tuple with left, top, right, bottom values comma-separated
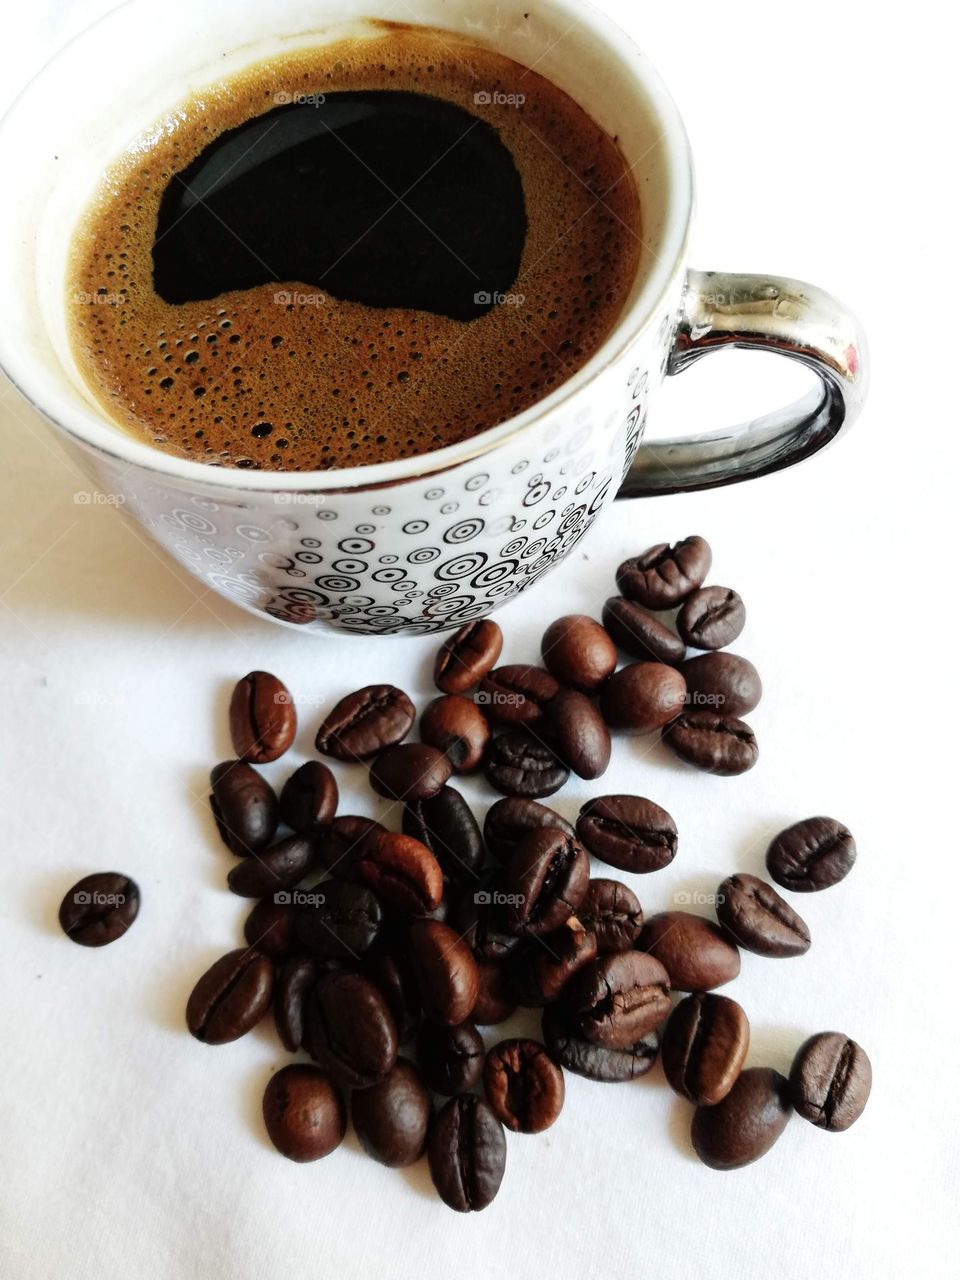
(0, 0, 867, 635)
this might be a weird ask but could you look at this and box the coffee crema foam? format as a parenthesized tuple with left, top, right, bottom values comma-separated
(67, 26, 642, 470)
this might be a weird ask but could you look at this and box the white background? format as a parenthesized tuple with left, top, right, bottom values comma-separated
(0, 2, 955, 1278)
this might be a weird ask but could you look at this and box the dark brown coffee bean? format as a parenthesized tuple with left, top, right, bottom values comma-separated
(789, 1032, 872, 1131)
(484, 1038, 564, 1133)
(403, 786, 484, 883)
(364, 945, 421, 1042)
(262, 1064, 345, 1162)
(617, 536, 712, 609)
(229, 670, 296, 763)
(244, 897, 294, 959)
(477, 664, 559, 725)
(292, 880, 383, 959)
(352, 1058, 432, 1166)
(542, 1003, 659, 1082)
(369, 743, 452, 801)
(562, 951, 671, 1047)
(209, 760, 278, 856)
(601, 596, 686, 664)
(661, 993, 750, 1105)
(599, 662, 687, 733)
(305, 969, 398, 1088)
(434, 619, 503, 693)
(576, 794, 678, 873)
(717, 873, 811, 957)
(417, 1020, 485, 1094)
(483, 797, 574, 863)
(419, 694, 490, 773)
(639, 911, 741, 991)
(678, 586, 746, 650)
(541, 614, 617, 691)
(511, 916, 598, 1005)
(541, 688, 611, 780)
(186, 947, 273, 1044)
(314, 815, 384, 880)
(577, 879, 643, 953)
(664, 711, 758, 775)
(680, 651, 762, 717)
(358, 831, 444, 915)
(226, 834, 316, 898)
(473, 961, 518, 1025)
(766, 817, 856, 892)
(449, 878, 524, 964)
(58, 872, 139, 947)
(274, 954, 316, 1051)
(504, 828, 589, 936)
(278, 761, 338, 833)
(428, 1094, 506, 1212)
(485, 732, 569, 798)
(409, 920, 480, 1025)
(315, 684, 415, 761)
(691, 1067, 792, 1170)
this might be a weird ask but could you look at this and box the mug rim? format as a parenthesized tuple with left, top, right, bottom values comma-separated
(0, 0, 693, 495)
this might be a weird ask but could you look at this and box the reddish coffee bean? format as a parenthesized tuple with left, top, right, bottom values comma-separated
(226, 834, 315, 898)
(639, 911, 741, 991)
(503, 828, 589, 936)
(680, 652, 762, 718)
(599, 662, 687, 733)
(477, 664, 559, 725)
(601, 596, 686, 664)
(789, 1032, 872, 1131)
(691, 1068, 792, 1170)
(186, 948, 274, 1044)
(577, 879, 643, 953)
(369, 743, 452, 801)
(279, 761, 338, 832)
(616, 536, 712, 609)
(358, 831, 444, 916)
(472, 961, 518, 1025)
(262, 1065, 345, 1162)
(484, 1038, 565, 1133)
(209, 760, 278, 857)
(541, 614, 617, 691)
(229, 670, 296, 763)
(576, 794, 678, 874)
(483, 797, 575, 863)
(58, 872, 140, 947)
(664, 711, 759, 775)
(409, 920, 480, 1025)
(562, 951, 671, 1048)
(661, 993, 750, 1105)
(678, 586, 746, 650)
(419, 694, 490, 773)
(351, 1058, 432, 1167)
(274, 954, 317, 1052)
(315, 684, 415, 761)
(541, 688, 611, 780)
(434, 620, 503, 693)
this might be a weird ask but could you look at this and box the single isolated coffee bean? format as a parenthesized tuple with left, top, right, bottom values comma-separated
(403, 786, 484, 883)
(226, 834, 316, 898)
(541, 688, 611, 780)
(484, 1038, 565, 1134)
(789, 1032, 872, 1131)
(229, 670, 297, 764)
(417, 1020, 485, 1095)
(473, 961, 518, 1025)
(369, 743, 452, 801)
(209, 760, 278, 856)
(186, 947, 273, 1044)
(315, 684, 415, 761)
(314, 815, 384, 880)
(485, 731, 569, 798)
(691, 1067, 792, 1171)
(511, 915, 598, 1005)
(541, 614, 617, 691)
(358, 830, 444, 916)
(577, 879, 644, 953)
(434, 619, 503, 693)
(576, 794, 678, 874)
(639, 911, 741, 991)
(664, 711, 758, 775)
(305, 969, 399, 1089)
(365, 945, 422, 1043)
(617, 535, 712, 609)
(716, 873, 811, 957)
(563, 950, 671, 1048)
(680, 651, 762, 718)
(352, 1058, 432, 1167)
(58, 872, 140, 947)
(766, 816, 857, 892)
(601, 596, 686, 665)
(504, 828, 589, 936)
(477, 664, 559, 725)
(599, 662, 687, 734)
(293, 880, 383, 959)
(677, 586, 746, 650)
(419, 694, 490, 773)
(483, 797, 574, 864)
(262, 1064, 345, 1162)
(274, 954, 317, 1052)
(542, 1003, 659, 1083)
(428, 1094, 506, 1212)
(279, 760, 338, 833)
(661, 993, 750, 1105)
(409, 919, 480, 1025)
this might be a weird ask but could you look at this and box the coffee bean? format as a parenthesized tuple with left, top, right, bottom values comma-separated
(244, 897, 295, 959)
(483, 797, 574, 864)
(661, 993, 750, 1105)
(766, 817, 856, 892)
(716, 873, 811, 957)
(542, 1003, 660, 1082)
(186, 947, 273, 1044)
(409, 919, 480, 1025)
(485, 732, 569, 798)
(617, 536, 712, 609)
(364, 945, 421, 1042)
(58, 872, 140, 947)
(510, 915, 598, 1005)
(274, 954, 317, 1051)
(562, 951, 671, 1047)
(315, 684, 415, 761)
(352, 1058, 432, 1166)
(663, 711, 759, 775)
(209, 760, 278, 856)
(473, 961, 518, 1024)
(789, 1032, 872, 1131)
(504, 828, 589, 936)
(541, 688, 611, 780)
(477, 664, 559, 725)
(403, 786, 484, 883)
(358, 831, 444, 915)
(305, 969, 398, 1088)
(577, 879, 643, 953)
(417, 1020, 485, 1094)
(314, 815, 384, 879)
(428, 1094, 506, 1212)
(601, 597, 686, 664)
(678, 586, 746, 650)
(369, 743, 453, 801)
(226, 834, 316, 898)
(293, 880, 383, 959)
(278, 760, 338, 833)
(435, 620, 503, 693)
(484, 1038, 564, 1133)
(691, 1067, 792, 1170)
(541, 614, 617, 691)
(576, 794, 678, 874)
(262, 1064, 345, 1162)
(639, 911, 741, 991)
(419, 694, 490, 773)
(449, 877, 523, 964)
(599, 662, 687, 734)
(229, 670, 296, 763)
(680, 651, 762, 718)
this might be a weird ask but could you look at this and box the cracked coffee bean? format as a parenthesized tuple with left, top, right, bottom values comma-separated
(293, 880, 383, 959)
(562, 950, 671, 1048)
(229, 670, 297, 763)
(691, 1067, 792, 1170)
(419, 694, 490, 773)
(434, 620, 503, 693)
(403, 786, 484, 883)
(576, 794, 678, 873)
(639, 911, 741, 991)
(409, 919, 480, 1025)
(357, 830, 444, 916)
(305, 969, 398, 1089)
(58, 872, 140, 947)
(369, 743, 452, 801)
(766, 816, 856, 892)
(226, 834, 316, 898)
(186, 947, 274, 1044)
(602, 596, 686, 664)
(599, 661, 687, 734)
(262, 1064, 345, 1162)
(315, 684, 415, 761)
(663, 711, 759, 775)
(209, 760, 278, 856)
(716, 873, 811, 957)
(542, 1003, 660, 1082)
(503, 828, 589, 936)
(485, 732, 569, 798)
(428, 1094, 506, 1213)
(484, 1038, 565, 1133)
(274, 954, 317, 1052)
(677, 586, 746, 650)
(540, 614, 617, 691)
(680, 651, 762, 718)
(477, 664, 559, 725)
(483, 797, 574, 864)
(417, 1020, 485, 1094)
(509, 915, 598, 1006)
(789, 1032, 871, 1131)
(616, 535, 712, 609)
(577, 878, 643, 953)
(541, 688, 611, 780)
(279, 760, 338, 833)
(661, 993, 750, 1105)
(351, 1058, 432, 1167)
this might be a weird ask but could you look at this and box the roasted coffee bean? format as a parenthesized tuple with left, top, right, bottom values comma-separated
(617, 536, 712, 609)
(663, 711, 758, 775)
(563, 951, 671, 1048)
(789, 1032, 872, 1131)
(449, 878, 524, 964)
(314, 815, 384, 880)
(186, 947, 273, 1044)
(484, 1038, 564, 1133)
(541, 688, 611, 780)
(511, 916, 598, 1005)
(599, 662, 687, 734)
(639, 911, 741, 991)
(417, 1020, 485, 1094)
(429, 1094, 506, 1212)
(244, 897, 295, 959)
(601, 596, 686, 665)
(403, 786, 484, 883)
(229, 670, 297, 763)
(434, 619, 503, 693)
(419, 694, 490, 773)
(477, 664, 559, 725)
(661, 993, 750, 1105)
(541, 614, 617, 691)
(226, 834, 316, 898)
(278, 760, 338, 833)
(483, 797, 574, 864)
(293, 880, 383, 959)
(766, 817, 856, 892)
(315, 684, 415, 761)
(352, 1058, 432, 1166)
(58, 872, 140, 947)
(680, 651, 762, 718)
(504, 828, 589, 936)
(209, 760, 278, 856)
(577, 879, 643, 953)
(274, 954, 317, 1052)
(364, 945, 421, 1042)
(717, 873, 811, 957)
(691, 1067, 792, 1170)
(409, 919, 480, 1025)
(305, 970, 398, 1089)
(369, 743, 452, 801)
(358, 831, 444, 915)
(485, 732, 569, 798)
(678, 586, 746, 650)
(576, 795, 678, 874)
(473, 961, 518, 1025)
(262, 1064, 345, 1162)
(542, 1004, 659, 1083)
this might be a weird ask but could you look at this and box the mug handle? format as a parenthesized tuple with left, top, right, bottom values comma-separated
(618, 269, 868, 496)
